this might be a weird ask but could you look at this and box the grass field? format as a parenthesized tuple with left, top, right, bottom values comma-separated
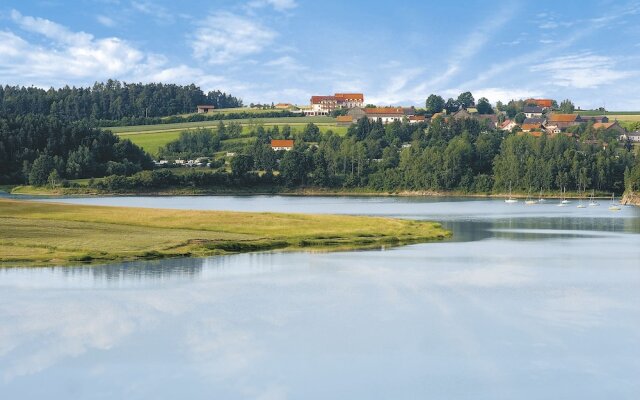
(0, 199, 449, 267)
(116, 120, 348, 156)
(173, 107, 295, 118)
(109, 116, 335, 134)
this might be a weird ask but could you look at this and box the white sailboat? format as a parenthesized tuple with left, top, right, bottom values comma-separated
(577, 191, 586, 208)
(561, 187, 571, 204)
(525, 189, 536, 205)
(537, 188, 546, 203)
(558, 187, 569, 206)
(505, 181, 518, 203)
(608, 193, 621, 211)
(588, 190, 599, 207)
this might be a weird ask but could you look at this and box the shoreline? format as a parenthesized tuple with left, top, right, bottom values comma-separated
(0, 198, 450, 268)
(3, 185, 623, 200)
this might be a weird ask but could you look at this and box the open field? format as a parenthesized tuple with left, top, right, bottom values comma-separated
(116, 121, 348, 155)
(0, 199, 449, 267)
(173, 107, 295, 118)
(109, 116, 336, 134)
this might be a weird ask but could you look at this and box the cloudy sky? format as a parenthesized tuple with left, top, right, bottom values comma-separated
(1, 0, 640, 109)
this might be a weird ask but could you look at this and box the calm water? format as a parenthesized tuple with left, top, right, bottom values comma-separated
(1, 195, 639, 399)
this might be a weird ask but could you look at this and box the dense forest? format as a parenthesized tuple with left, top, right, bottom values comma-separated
(94, 117, 636, 194)
(0, 114, 153, 184)
(0, 80, 242, 121)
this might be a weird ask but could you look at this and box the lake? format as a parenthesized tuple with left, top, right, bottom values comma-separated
(1, 195, 639, 399)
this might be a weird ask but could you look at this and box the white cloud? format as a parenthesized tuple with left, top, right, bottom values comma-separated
(191, 12, 277, 65)
(264, 55, 306, 71)
(11, 10, 93, 45)
(0, 10, 230, 92)
(96, 15, 116, 27)
(530, 53, 635, 89)
(247, 0, 297, 12)
(471, 88, 543, 104)
(131, 0, 174, 23)
(424, 4, 518, 88)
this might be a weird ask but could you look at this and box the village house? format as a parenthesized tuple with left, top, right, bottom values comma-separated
(364, 107, 406, 124)
(581, 115, 609, 124)
(619, 131, 640, 142)
(275, 103, 294, 109)
(271, 139, 294, 151)
(593, 121, 625, 134)
(523, 106, 544, 118)
(408, 115, 426, 124)
(547, 113, 582, 130)
(196, 105, 216, 113)
(499, 119, 517, 131)
(336, 115, 355, 126)
(525, 98, 553, 109)
(545, 124, 562, 134)
(521, 122, 543, 132)
(304, 93, 364, 116)
(451, 109, 498, 128)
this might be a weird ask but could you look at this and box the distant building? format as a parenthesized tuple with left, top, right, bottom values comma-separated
(593, 121, 625, 134)
(408, 115, 426, 124)
(271, 139, 295, 151)
(275, 103, 293, 109)
(547, 113, 582, 130)
(525, 98, 554, 109)
(523, 106, 544, 118)
(336, 115, 355, 126)
(196, 105, 216, 113)
(619, 131, 640, 142)
(499, 119, 517, 131)
(581, 115, 609, 124)
(364, 107, 406, 124)
(305, 93, 364, 116)
(521, 122, 543, 132)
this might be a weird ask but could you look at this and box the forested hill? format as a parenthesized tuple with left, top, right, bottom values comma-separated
(0, 80, 242, 120)
(0, 114, 153, 184)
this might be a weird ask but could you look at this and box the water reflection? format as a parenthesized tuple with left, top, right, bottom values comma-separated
(1, 197, 639, 399)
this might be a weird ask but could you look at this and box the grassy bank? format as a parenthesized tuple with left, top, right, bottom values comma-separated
(0, 199, 450, 267)
(6, 183, 622, 199)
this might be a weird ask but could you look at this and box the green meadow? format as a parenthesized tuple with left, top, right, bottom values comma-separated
(112, 117, 348, 156)
(0, 199, 450, 267)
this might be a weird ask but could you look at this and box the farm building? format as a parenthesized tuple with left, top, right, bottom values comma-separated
(196, 105, 216, 113)
(271, 139, 295, 151)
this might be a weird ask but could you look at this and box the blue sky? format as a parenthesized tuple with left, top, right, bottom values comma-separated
(1, 0, 640, 109)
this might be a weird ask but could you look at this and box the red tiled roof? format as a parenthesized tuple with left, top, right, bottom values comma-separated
(522, 123, 543, 131)
(335, 93, 364, 101)
(525, 98, 553, 108)
(548, 113, 579, 123)
(271, 139, 294, 148)
(364, 107, 404, 115)
(409, 115, 426, 121)
(593, 122, 616, 129)
(336, 116, 354, 122)
(310, 96, 337, 104)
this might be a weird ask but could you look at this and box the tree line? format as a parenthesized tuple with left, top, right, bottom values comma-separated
(0, 114, 153, 184)
(127, 118, 636, 194)
(0, 80, 242, 121)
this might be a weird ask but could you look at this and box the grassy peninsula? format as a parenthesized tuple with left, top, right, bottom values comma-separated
(0, 199, 450, 267)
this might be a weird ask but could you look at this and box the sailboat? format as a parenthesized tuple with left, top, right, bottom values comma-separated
(505, 181, 518, 203)
(525, 189, 536, 205)
(589, 190, 600, 207)
(577, 190, 586, 208)
(588, 190, 599, 207)
(608, 193, 621, 211)
(537, 188, 546, 203)
(557, 187, 569, 206)
(561, 187, 571, 204)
